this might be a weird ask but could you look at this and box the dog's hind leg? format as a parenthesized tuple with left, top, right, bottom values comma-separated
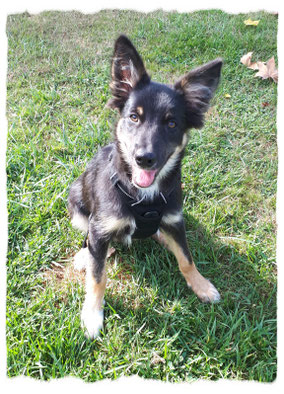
(80, 223, 109, 339)
(68, 176, 90, 233)
(157, 220, 220, 303)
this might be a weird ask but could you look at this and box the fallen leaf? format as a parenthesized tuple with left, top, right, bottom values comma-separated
(261, 102, 270, 107)
(241, 52, 278, 83)
(249, 63, 259, 70)
(266, 57, 278, 83)
(224, 93, 231, 99)
(151, 352, 166, 365)
(255, 61, 268, 78)
(255, 57, 278, 83)
(241, 51, 253, 66)
(244, 18, 260, 26)
(240, 52, 258, 70)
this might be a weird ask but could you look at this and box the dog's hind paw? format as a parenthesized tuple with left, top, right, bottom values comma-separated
(81, 304, 104, 339)
(73, 248, 90, 272)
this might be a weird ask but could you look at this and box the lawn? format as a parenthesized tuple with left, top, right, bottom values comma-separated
(6, 9, 277, 382)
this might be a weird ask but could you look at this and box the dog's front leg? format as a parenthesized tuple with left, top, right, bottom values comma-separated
(158, 219, 220, 303)
(81, 225, 109, 339)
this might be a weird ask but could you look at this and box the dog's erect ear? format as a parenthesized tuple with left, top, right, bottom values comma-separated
(107, 35, 150, 111)
(174, 58, 222, 129)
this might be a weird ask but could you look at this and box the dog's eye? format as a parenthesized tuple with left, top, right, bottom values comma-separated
(130, 114, 139, 122)
(168, 120, 176, 128)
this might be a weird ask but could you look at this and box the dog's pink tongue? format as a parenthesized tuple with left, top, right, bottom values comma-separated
(132, 167, 157, 188)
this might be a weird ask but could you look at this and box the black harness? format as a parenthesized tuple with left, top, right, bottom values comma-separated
(110, 173, 171, 239)
(82, 172, 172, 248)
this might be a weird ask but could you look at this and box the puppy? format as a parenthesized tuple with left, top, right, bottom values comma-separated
(68, 35, 222, 338)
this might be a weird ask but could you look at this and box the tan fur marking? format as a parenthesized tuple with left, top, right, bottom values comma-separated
(85, 264, 107, 310)
(99, 215, 135, 235)
(136, 106, 143, 116)
(71, 212, 89, 233)
(157, 231, 220, 302)
(161, 211, 183, 226)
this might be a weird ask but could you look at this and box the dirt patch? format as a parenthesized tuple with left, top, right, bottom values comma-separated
(41, 257, 85, 291)
(40, 248, 139, 306)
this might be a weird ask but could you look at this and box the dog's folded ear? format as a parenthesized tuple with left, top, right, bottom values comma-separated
(174, 58, 223, 129)
(107, 35, 150, 111)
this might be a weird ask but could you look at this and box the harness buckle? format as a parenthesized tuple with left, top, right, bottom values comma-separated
(143, 211, 159, 219)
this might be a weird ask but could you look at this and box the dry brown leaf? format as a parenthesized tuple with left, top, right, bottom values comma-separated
(151, 352, 166, 365)
(240, 52, 253, 66)
(261, 102, 270, 108)
(240, 52, 258, 70)
(241, 52, 278, 83)
(248, 62, 259, 70)
(255, 61, 268, 78)
(266, 57, 278, 83)
(255, 57, 278, 83)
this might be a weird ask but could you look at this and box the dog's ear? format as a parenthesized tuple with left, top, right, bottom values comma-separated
(107, 35, 150, 111)
(174, 59, 222, 129)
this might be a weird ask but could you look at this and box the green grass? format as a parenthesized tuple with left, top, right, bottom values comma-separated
(6, 10, 277, 382)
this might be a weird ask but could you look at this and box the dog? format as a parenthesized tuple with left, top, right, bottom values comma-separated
(68, 35, 222, 339)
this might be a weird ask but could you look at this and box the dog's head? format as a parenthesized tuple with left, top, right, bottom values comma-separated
(107, 35, 222, 189)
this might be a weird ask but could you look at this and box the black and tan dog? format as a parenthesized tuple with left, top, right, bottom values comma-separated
(68, 35, 222, 338)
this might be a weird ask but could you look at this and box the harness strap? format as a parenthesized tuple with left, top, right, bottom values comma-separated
(81, 172, 173, 248)
(110, 172, 171, 239)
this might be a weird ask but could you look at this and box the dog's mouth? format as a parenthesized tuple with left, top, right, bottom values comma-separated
(132, 167, 158, 188)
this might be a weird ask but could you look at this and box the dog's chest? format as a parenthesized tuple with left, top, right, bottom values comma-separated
(110, 174, 170, 241)
(110, 211, 161, 245)
(111, 218, 136, 246)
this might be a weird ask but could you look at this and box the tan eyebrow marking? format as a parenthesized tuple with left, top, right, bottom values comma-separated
(136, 106, 144, 116)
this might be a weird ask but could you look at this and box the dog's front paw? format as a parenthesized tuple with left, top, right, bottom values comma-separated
(195, 280, 220, 303)
(81, 303, 104, 339)
(189, 273, 220, 303)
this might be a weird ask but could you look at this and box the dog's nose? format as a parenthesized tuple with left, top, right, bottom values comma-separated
(135, 151, 157, 169)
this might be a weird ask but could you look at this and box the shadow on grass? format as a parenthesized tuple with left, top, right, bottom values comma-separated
(37, 211, 276, 381)
(97, 212, 277, 381)
(114, 212, 275, 306)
